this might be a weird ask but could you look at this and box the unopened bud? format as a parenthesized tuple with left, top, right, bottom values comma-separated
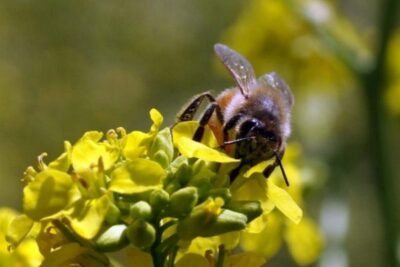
(225, 201, 262, 222)
(169, 187, 198, 217)
(130, 201, 152, 221)
(126, 219, 156, 249)
(95, 224, 129, 252)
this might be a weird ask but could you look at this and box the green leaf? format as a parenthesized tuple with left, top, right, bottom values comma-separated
(109, 159, 166, 194)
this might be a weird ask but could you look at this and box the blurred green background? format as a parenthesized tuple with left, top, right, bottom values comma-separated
(0, 0, 399, 266)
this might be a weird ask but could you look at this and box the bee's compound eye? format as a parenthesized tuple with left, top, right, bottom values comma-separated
(239, 119, 260, 137)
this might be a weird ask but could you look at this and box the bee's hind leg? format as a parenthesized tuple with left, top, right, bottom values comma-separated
(175, 92, 223, 142)
(177, 92, 216, 122)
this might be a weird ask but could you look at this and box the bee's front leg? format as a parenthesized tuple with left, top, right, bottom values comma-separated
(262, 161, 278, 178)
(262, 149, 290, 186)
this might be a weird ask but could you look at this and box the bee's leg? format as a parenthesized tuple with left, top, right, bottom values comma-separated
(262, 162, 278, 178)
(192, 103, 223, 142)
(177, 92, 216, 122)
(263, 149, 290, 186)
(229, 161, 244, 183)
(222, 114, 242, 146)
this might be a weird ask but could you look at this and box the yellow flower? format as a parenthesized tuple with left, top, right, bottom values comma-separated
(1, 208, 43, 267)
(10, 108, 318, 266)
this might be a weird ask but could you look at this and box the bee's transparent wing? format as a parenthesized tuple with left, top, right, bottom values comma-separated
(259, 72, 294, 108)
(214, 44, 257, 98)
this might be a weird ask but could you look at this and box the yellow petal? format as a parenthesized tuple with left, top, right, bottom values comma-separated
(149, 108, 164, 134)
(175, 136, 239, 164)
(122, 131, 149, 159)
(172, 121, 238, 163)
(5, 214, 33, 247)
(240, 212, 283, 259)
(109, 159, 166, 194)
(125, 246, 153, 267)
(66, 195, 111, 239)
(227, 251, 266, 267)
(48, 141, 72, 172)
(176, 253, 210, 267)
(23, 169, 79, 220)
(40, 243, 108, 267)
(246, 213, 269, 234)
(71, 131, 119, 171)
(285, 217, 324, 265)
(266, 180, 302, 224)
(231, 176, 274, 213)
(172, 121, 218, 148)
(243, 161, 269, 178)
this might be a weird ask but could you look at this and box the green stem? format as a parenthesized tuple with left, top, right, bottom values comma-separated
(167, 245, 179, 267)
(156, 233, 180, 255)
(215, 245, 226, 267)
(362, 0, 399, 266)
(151, 220, 162, 267)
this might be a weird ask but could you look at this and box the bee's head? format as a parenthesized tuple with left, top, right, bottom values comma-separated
(237, 118, 281, 151)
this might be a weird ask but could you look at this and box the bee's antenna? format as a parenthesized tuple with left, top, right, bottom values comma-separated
(273, 151, 290, 187)
(222, 136, 255, 146)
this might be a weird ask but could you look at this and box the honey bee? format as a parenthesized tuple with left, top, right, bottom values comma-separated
(177, 44, 294, 186)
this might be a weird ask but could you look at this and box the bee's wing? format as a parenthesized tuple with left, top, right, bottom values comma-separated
(259, 72, 294, 108)
(214, 44, 257, 98)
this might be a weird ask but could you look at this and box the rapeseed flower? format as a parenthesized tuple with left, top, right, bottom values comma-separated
(6, 109, 319, 266)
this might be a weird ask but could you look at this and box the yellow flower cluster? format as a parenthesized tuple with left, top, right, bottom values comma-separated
(3, 109, 321, 266)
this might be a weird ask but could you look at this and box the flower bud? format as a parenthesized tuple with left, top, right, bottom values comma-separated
(169, 187, 198, 217)
(151, 150, 170, 169)
(164, 180, 181, 195)
(95, 224, 129, 252)
(129, 201, 152, 221)
(177, 209, 247, 240)
(126, 219, 156, 249)
(149, 128, 174, 165)
(224, 201, 262, 222)
(105, 202, 122, 225)
(208, 188, 232, 203)
(175, 163, 192, 185)
(149, 189, 170, 215)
